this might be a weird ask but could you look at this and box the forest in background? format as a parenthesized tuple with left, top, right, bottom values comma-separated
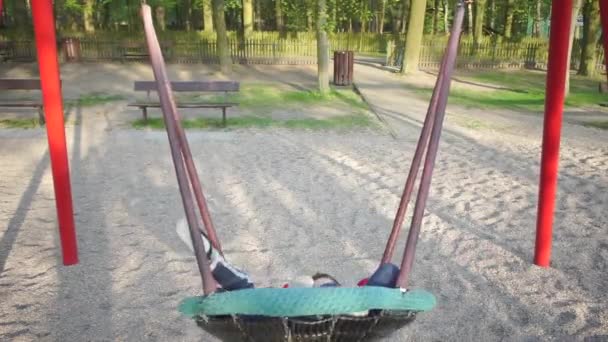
(0, 1, 605, 78)
(0, 0, 557, 37)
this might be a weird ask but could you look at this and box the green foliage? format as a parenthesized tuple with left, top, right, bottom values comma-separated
(64, 0, 84, 12)
(0, 0, 558, 38)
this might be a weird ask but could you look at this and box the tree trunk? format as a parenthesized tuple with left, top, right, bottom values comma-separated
(102, 1, 111, 30)
(255, 0, 262, 30)
(474, 0, 486, 45)
(13, 0, 29, 29)
(213, 0, 231, 73)
(243, 0, 253, 38)
(401, 0, 426, 73)
(565, 0, 582, 95)
(378, 0, 386, 33)
(488, 0, 495, 29)
(466, 2, 473, 35)
(317, 0, 330, 94)
(533, 0, 542, 37)
(431, 0, 439, 34)
(393, 3, 402, 33)
(155, 6, 166, 31)
(578, 0, 601, 76)
(504, 0, 515, 38)
(443, 0, 449, 34)
(83, 0, 95, 32)
(400, 0, 409, 33)
(307, 3, 314, 32)
(185, 0, 193, 30)
(275, 0, 284, 33)
(203, 0, 214, 32)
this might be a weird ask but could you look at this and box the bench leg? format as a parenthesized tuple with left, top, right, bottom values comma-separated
(38, 107, 46, 125)
(222, 107, 227, 127)
(142, 107, 148, 122)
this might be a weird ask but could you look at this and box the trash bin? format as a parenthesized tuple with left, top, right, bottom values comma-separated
(333, 50, 354, 86)
(63, 38, 81, 62)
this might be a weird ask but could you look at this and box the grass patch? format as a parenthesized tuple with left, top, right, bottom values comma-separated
(67, 92, 125, 107)
(583, 120, 608, 130)
(132, 114, 374, 130)
(454, 117, 488, 130)
(0, 118, 40, 129)
(134, 85, 373, 130)
(182, 84, 369, 112)
(407, 70, 608, 112)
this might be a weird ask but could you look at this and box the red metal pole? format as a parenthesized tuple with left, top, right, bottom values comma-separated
(599, 0, 608, 83)
(31, 0, 78, 265)
(534, 0, 573, 268)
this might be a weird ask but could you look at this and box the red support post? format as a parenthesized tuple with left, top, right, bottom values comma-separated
(534, 0, 573, 268)
(31, 0, 78, 265)
(599, 0, 608, 83)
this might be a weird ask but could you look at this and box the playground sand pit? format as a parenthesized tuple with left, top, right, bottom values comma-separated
(1, 63, 608, 341)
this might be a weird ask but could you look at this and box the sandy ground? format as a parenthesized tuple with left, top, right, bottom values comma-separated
(0, 62, 607, 341)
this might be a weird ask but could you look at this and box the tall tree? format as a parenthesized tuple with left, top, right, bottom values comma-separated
(378, 0, 387, 33)
(213, 0, 231, 73)
(203, 0, 214, 31)
(533, 0, 542, 37)
(474, 0, 486, 45)
(400, 0, 409, 33)
(317, 0, 330, 94)
(504, 0, 515, 38)
(400, 0, 426, 73)
(578, 0, 601, 76)
(255, 0, 262, 29)
(275, 0, 284, 33)
(488, 0, 495, 29)
(13, 0, 30, 29)
(431, 0, 440, 34)
(565, 0, 583, 95)
(443, 0, 449, 34)
(83, 0, 95, 32)
(307, 2, 313, 32)
(243, 0, 253, 37)
(466, 1, 472, 34)
(391, 4, 400, 32)
(155, 6, 167, 31)
(184, 0, 193, 30)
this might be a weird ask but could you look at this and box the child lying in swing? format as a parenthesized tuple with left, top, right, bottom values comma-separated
(176, 219, 401, 292)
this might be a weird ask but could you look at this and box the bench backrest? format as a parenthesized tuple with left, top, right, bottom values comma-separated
(0, 79, 63, 90)
(0, 79, 42, 90)
(134, 81, 240, 93)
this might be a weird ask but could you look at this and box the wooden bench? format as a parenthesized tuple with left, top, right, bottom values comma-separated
(128, 81, 240, 126)
(0, 79, 56, 125)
